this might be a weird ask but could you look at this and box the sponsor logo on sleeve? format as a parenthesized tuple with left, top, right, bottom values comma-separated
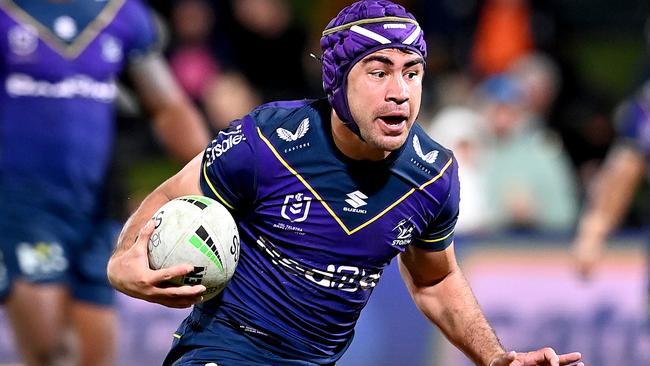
(205, 125, 246, 166)
(413, 135, 439, 164)
(277, 118, 310, 142)
(277, 118, 311, 153)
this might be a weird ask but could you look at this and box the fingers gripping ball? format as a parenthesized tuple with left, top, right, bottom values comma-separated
(148, 195, 240, 302)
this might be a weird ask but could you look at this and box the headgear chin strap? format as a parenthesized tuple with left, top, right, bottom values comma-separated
(320, 0, 427, 138)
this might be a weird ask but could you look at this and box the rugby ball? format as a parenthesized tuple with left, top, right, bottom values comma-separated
(148, 195, 240, 302)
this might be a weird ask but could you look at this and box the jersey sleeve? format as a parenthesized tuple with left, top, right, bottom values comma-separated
(615, 96, 650, 158)
(122, 0, 161, 61)
(412, 158, 460, 251)
(200, 116, 258, 214)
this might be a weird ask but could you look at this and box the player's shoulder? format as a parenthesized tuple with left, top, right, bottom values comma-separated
(394, 123, 457, 187)
(250, 99, 325, 129)
(249, 98, 331, 147)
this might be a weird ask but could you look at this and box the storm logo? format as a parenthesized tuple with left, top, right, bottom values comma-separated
(392, 218, 415, 247)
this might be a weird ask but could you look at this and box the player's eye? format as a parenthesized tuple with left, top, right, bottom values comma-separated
(370, 70, 386, 79)
(405, 71, 419, 80)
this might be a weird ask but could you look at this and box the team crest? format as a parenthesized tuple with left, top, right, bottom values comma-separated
(16, 242, 68, 278)
(280, 193, 312, 222)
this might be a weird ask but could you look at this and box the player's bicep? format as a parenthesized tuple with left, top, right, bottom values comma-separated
(399, 244, 458, 288)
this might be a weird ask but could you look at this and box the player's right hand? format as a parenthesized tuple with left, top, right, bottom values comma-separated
(489, 349, 583, 366)
(107, 219, 206, 308)
(571, 237, 604, 281)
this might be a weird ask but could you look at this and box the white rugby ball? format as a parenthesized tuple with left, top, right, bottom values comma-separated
(148, 195, 240, 302)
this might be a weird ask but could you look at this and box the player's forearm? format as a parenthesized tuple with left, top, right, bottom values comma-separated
(128, 53, 211, 162)
(409, 268, 504, 366)
(112, 154, 204, 257)
(577, 147, 646, 243)
(112, 187, 174, 256)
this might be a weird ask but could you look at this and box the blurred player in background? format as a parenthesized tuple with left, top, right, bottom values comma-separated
(108, 1, 583, 365)
(572, 77, 650, 287)
(0, 0, 209, 365)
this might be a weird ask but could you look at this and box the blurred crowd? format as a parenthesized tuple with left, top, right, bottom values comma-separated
(115, 0, 650, 236)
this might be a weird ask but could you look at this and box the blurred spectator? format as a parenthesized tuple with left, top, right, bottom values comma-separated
(508, 52, 561, 122)
(427, 106, 491, 235)
(167, 0, 220, 102)
(471, 0, 534, 77)
(477, 74, 579, 232)
(213, 0, 313, 101)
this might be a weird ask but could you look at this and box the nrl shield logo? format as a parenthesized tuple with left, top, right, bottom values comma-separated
(281, 193, 312, 222)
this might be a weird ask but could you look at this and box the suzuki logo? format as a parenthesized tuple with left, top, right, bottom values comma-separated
(345, 191, 367, 209)
(413, 135, 438, 164)
(276, 118, 310, 142)
(280, 193, 312, 222)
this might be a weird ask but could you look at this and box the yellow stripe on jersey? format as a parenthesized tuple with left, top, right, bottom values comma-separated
(202, 160, 235, 210)
(256, 128, 351, 233)
(417, 229, 454, 243)
(257, 127, 454, 236)
(419, 158, 453, 190)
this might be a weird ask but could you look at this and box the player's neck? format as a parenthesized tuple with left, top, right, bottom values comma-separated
(330, 111, 390, 161)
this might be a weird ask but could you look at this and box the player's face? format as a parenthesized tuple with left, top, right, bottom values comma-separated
(347, 48, 424, 153)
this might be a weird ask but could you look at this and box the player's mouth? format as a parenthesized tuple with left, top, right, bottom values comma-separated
(378, 114, 408, 134)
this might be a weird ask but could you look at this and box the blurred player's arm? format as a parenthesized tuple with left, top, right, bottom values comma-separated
(107, 154, 206, 308)
(572, 145, 646, 279)
(399, 244, 582, 366)
(128, 53, 211, 163)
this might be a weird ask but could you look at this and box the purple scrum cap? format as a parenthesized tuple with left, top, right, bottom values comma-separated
(320, 0, 427, 137)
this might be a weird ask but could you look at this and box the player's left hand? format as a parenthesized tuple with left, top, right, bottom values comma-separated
(489, 349, 583, 366)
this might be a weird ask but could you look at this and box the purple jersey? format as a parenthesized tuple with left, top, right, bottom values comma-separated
(617, 81, 650, 162)
(198, 99, 460, 362)
(0, 0, 157, 215)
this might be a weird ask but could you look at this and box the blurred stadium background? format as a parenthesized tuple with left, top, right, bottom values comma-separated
(2, 0, 650, 365)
